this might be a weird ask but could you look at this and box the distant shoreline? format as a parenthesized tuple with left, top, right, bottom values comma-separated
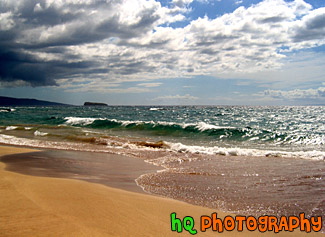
(0, 96, 70, 106)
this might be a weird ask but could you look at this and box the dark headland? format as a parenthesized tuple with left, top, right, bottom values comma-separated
(84, 102, 108, 106)
(0, 96, 69, 106)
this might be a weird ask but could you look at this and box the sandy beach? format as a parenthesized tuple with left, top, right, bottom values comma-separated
(0, 145, 322, 236)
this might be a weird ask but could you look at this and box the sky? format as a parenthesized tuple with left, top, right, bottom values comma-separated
(0, 0, 325, 105)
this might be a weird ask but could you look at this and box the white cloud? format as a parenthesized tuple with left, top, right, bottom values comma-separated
(212, 50, 325, 89)
(137, 82, 162, 87)
(153, 94, 199, 101)
(172, 0, 194, 8)
(262, 87, 325, 99)
(196, 0, 212, 4)
(0, 12, 15, 30)
(64, 85, 151, 94)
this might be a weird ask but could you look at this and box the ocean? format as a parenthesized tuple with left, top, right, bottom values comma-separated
(0, 105, 324, 224)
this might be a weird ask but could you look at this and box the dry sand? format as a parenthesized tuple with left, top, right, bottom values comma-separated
(0, 145, 321, 236)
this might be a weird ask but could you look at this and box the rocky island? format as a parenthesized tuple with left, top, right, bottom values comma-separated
(83, 102, 108, 106)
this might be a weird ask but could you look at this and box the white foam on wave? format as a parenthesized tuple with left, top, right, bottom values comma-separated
(0, 134, 39, 147)
(120, 120, 136, 126)
(195, 122, 235, 131)
(0, 108, 15, 112)
(144, 154, 201, 168)
(149, 108, 162, 111)
(81, 129, 102, 134)
(281, 134, 325, 146)
(108, 119, 235, 132)
(0, 134, 116, 153)
(1, 131, 323, 163)
(34, 131, 48, 136)
(63, 117, 237, 134)
(164, 142, 325, 161)
(6, 126, 18, 130)
(64, 117, 99, 126)
(111, 119, 177, 127)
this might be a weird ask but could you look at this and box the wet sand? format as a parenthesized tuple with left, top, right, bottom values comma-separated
(0, 149, 162, 193)
(0, 145, 322, 236)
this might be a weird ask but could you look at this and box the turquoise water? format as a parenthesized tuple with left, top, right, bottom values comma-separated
(0, 106, 324, 158)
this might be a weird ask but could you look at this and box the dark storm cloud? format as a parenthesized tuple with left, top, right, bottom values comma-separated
(18, 1, 79, 26)
(292, 9, 325, 42)
(0, 0, 163, 87)
(1, 0, 118, 26)
(0, 49, 57, 86)
(26, 12, 158, 49)
(0, 42, 103, 86)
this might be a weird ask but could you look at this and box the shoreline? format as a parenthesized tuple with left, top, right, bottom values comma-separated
(0, 144, 322, 236)
(0, 147, 162, 194)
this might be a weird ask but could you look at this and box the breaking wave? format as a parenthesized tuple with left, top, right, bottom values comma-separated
(63, 117, 325, 146)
